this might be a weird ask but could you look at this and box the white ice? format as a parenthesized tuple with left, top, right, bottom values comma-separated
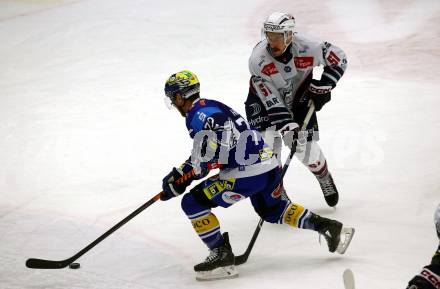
(1, 0, 439, 288)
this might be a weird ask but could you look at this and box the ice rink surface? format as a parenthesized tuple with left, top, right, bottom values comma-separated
(1, 0, 439, 288)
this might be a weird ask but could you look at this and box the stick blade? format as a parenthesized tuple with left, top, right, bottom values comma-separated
(234, 255, 248, 266)
(26, 258, 69, 269)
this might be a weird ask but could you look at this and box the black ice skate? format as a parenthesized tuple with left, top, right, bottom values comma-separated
(194, 232, 238, 281)
(311, 214, 355, 254)
(317, 173, 339, 207)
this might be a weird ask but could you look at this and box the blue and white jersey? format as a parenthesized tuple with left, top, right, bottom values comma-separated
(185, 98, 278, 179)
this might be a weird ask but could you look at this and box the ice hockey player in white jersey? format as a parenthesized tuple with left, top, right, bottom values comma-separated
(406, 203, 440, 289)
(245, 12, 347, 207)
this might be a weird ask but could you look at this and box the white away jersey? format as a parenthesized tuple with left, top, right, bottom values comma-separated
(249, 33, 347, 109)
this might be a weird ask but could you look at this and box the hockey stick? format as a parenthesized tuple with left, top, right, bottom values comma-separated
(26, 192, 162, 269)
(235, 103, 315, 265)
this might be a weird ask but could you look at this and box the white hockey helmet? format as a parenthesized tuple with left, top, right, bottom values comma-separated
(262, 12, 295, 45)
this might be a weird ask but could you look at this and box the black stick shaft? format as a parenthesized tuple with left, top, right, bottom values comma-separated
(234, 143, 297, 266)
(235, 103, 315, 265)
(26, 192, 162, 269)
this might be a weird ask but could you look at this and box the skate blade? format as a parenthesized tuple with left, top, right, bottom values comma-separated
(336, 227, 355, 254)
(195, 265, 239, 281)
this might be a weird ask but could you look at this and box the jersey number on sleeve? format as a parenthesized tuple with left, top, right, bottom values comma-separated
(258, 83, 272, 97)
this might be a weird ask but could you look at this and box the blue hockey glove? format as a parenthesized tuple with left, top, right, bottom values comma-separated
(161, 160, 209, 201)
(161, 167, 192, 201)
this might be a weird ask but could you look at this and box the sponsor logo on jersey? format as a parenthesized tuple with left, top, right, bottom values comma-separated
(265, 97, 279, 108)
(294, 56, 313, 69)
(259, 147, 274, 161)
(221, 191, 245, 204)
(207, 162, 221, 170)
(261, 62, 279, 76)
(249, 115, 269, 127)
(203, 179, 236, 200)
(250, 103, 261, 116)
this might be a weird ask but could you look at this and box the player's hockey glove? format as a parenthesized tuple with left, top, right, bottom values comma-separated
(407, 262, 440, 289)
(161, 167, 193, 201)
(279, 122, 300, 149)
(306, 79, 332, 111)
(161, 161, 209, 201)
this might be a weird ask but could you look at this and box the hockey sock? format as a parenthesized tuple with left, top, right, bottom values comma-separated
(282, 203, 313, 229)
(308, 159, 329, 178)
(189, 211, 224, 249)
(297, 141, 329, 178)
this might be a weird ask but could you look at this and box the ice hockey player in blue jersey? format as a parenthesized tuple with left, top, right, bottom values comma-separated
(407, 204, 440, 289)
(160, 70, 354, 281)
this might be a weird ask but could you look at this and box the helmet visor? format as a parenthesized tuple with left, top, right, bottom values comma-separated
(164, 96, 174, 110)
(265, 31, 285, 43)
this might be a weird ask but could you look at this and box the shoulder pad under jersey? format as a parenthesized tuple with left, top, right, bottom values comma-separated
(249, 40, 274, 81)
(186, 99, 223, 138)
